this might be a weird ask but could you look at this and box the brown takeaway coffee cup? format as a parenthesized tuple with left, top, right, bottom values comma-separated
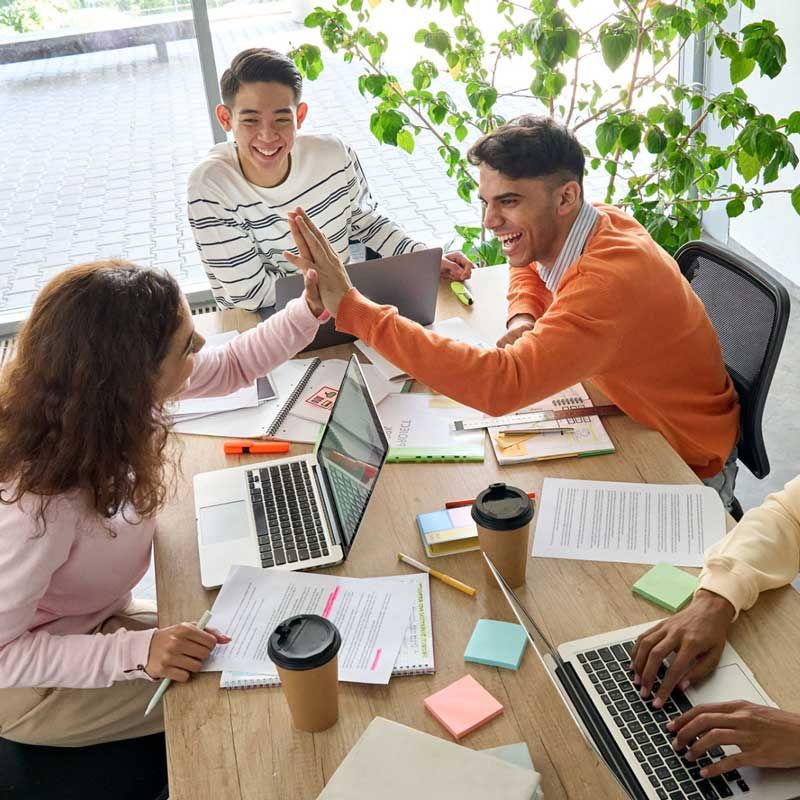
(471, 482, 534, 588)
(268, 614, 341, 733)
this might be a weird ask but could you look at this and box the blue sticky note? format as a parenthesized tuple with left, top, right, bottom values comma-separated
(464, 619, 528, 670)
(418, 510, 453, 534)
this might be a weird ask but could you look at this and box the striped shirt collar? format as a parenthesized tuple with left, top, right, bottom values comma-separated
(537, 201, 600, 293)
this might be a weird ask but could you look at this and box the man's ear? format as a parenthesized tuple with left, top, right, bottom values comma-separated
(215, 104, 233, 132)
(556, 180, 582, 215)
(296, 102, 309, 128)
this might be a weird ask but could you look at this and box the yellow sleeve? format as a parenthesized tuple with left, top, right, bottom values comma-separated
(699, 475, 800, 617)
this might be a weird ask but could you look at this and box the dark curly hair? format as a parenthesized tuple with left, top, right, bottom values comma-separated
(0, 260, 184, 528)
(467, 114, 585, 190)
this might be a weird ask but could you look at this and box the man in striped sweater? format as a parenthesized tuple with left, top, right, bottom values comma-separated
(187, 48, 473, 310)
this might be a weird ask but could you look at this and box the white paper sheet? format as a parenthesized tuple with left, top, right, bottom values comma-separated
(354, 317, 493, 382)
(532, 478, 726, 567)
(203, 566, 415, 684)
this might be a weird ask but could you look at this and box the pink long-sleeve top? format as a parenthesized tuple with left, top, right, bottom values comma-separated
(0, 297, 320, 689)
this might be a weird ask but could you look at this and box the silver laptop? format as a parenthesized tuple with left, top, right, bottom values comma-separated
(194, 356, 389, 588)
(270, 247, 442, 350)
(484, 553, 800, 800)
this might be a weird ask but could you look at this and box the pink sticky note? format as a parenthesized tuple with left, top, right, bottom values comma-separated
(423, 674, 503, 739)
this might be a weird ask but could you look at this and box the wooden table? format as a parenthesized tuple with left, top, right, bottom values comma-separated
(155, 265, 800, 800)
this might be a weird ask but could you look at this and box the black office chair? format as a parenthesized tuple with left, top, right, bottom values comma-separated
(675, 240, 791, 517)
(0, 732, 168, 799)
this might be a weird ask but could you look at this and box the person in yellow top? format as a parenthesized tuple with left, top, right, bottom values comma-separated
(632, 476, 800, 779)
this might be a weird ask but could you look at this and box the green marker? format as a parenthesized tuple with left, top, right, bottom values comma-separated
(450, 281, 474, 306)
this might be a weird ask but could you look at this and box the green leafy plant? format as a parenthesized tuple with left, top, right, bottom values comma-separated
(291, 0, 800, 264)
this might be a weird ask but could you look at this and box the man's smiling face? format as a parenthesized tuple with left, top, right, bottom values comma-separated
(478, 164, 570, 268)
(216, 81, 307, 188)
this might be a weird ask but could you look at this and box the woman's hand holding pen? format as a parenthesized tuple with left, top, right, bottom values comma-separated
(283, 207, 353, 317)
(145, 622, 230, 682)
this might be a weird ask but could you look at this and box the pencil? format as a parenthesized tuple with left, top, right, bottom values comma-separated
(398, 552, 477, 597)
(144, 609, 212, 717)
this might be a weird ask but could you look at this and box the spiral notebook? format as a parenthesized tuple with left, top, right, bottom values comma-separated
(220, 572, 434, 689)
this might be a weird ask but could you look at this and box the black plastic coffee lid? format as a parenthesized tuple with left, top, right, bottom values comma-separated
(471, 482, 534, 531)
(267, 614, 341, 671)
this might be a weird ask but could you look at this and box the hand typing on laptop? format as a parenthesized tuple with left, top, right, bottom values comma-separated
(631, 589, 736, 707)
(667, 701, 800, 777)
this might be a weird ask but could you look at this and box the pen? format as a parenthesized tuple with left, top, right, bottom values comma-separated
(450, 281, 474, 306)
(224, 440, 290, 455)
(445, 491, 536, 510)
(144, 609, 212, 717)
(398, 552, 477, 597)
(498, 426, 574, 436)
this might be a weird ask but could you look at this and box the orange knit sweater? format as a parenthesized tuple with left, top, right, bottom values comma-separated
(336, 204, 740, 478)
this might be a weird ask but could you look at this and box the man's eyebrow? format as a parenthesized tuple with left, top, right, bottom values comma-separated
(478, 191, 524, 203)
(237, 107, 294, 115)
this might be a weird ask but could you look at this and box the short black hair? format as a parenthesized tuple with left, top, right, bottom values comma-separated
(220, 48, 303, 107)
(467, 115, 584, 189)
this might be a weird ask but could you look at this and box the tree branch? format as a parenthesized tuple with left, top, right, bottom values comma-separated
(565, 52, 580, 126)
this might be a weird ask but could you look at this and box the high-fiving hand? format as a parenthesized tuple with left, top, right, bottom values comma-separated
(283, 207, 353, 317)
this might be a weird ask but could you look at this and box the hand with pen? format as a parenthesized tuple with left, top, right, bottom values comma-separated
(145, 622, 230, 682)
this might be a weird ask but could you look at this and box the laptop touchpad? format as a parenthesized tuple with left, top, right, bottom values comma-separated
(686, 664, 768, 707)
(199, 501, 251, 546)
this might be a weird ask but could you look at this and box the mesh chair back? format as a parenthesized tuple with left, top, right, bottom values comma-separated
(675, 240, 790, 479)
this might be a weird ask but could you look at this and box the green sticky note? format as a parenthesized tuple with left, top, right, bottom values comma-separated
(632, 563, 699, 613)
(464, 619, 528, 670)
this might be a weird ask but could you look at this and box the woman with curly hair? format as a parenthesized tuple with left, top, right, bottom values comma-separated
(0, 259, 325, 746)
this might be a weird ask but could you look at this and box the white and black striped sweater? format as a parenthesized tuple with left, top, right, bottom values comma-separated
(187, 134, 425, 310)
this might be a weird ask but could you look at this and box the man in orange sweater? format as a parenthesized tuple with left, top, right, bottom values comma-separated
(284, 116, 741, 506)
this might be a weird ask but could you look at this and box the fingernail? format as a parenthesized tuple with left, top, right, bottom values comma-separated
(640, 687, 650, 698)
(680, 679, 690, 691)
(700, 768, 708, 777)
(665, 721, 675, 731)
(633, 674, 640, 685)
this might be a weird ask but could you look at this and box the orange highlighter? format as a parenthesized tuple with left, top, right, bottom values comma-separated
(223, 440, 290, 455)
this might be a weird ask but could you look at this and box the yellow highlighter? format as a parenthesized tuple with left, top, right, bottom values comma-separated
(450, 281, 474, 306)
(398, 552, 477, 597)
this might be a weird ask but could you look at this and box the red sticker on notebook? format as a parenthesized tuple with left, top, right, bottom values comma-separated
(305, 386, 338, 409)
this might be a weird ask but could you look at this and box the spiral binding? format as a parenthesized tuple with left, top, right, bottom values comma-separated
(265, 357, 321, 437)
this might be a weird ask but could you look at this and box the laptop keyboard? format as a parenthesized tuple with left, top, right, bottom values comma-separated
(579, 642, 750, 799)
(247, 462, 330, 568)
(325, 460, 371, 538)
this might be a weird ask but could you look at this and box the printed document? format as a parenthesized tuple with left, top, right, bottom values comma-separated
(532, 478, 726, 567)
(203, 566, 416, 684)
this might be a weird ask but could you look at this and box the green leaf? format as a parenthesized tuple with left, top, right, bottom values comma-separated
(454, 124, 468, 142)
(664, 109, 684, 137)
(397, 129, 415, 154)
(786, 111, 800, 134)
(599, 29, 634, 72)
(544, 71, 567, 97)
(792, 185, 800, 216)
(735, 150, 760, 182)
(595, 121, 620, 156)
(646, 105, 667, 124)
(304, 10, 326, 27)
(751, 195, 764, 210)
(730, 53, 756, 84)
(725, 198, 745, 218)
(291, 44, 324, 81)
(645, 128, 667, 154)
(619, 123, 642, 152)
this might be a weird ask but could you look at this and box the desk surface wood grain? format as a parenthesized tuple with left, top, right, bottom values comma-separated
(155, 266, 800, 800)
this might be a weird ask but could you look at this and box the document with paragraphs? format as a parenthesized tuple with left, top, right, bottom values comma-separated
(532, 478, 726, 567)
(203, 566, 415, 684)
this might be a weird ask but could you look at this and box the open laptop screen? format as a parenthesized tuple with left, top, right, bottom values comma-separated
(317, 356, 389, 552)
